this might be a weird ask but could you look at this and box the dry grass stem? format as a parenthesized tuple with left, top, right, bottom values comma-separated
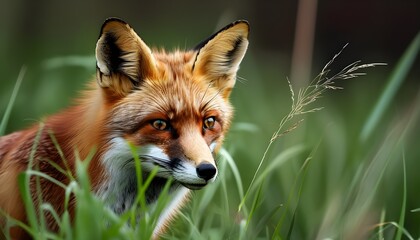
(240, 45, 385, 211)
(273, 44, 386, 141)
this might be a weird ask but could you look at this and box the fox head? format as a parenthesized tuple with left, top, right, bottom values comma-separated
(95, 18, 249, 190)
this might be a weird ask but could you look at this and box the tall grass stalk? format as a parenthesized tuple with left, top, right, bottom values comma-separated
(239, 45, 384, 212)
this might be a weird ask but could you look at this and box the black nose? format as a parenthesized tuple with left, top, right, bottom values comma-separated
(196, 162, 217, 181)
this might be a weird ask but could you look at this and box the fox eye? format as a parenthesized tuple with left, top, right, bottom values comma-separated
(203, 117, 216, 129)
(151, 119, 169, 130)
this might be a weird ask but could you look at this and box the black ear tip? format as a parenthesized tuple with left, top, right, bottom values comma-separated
(193, 19, 250, 51)
(99, 17, 129, 38)
(232, 20, 250, 37)
(103, 17, 127, 25)
(233, 20, 250, 27)
(224, 20, 250, 33)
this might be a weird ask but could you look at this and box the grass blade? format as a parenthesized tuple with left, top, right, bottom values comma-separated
(286, 208, 296, 240)
(395, 149, 407, 240)
(378, 209, 386, 240)
(251, 145, 305, 192)
(0, 66, 26, 136)
(219, 148, 245, 201)
(272, 144, 316, 239)
(410, 208, 420, 213)
(17, 123, 44, 238)
(360, 31, 420, 142)
(246, 181, 263, 230)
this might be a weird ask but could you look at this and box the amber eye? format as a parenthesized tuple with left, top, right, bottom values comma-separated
(151, 119, 169, 130)
(203, 117, 216, 129)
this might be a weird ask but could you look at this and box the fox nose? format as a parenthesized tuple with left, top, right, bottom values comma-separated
(196, 162, 217, 181)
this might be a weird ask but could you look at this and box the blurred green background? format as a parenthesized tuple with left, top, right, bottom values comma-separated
(1, 0, 419, 238)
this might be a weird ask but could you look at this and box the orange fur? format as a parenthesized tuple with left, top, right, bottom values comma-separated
(0, 18, 249, 239)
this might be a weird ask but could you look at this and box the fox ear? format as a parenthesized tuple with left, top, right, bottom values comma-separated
(192, 20, 249, 99)
(96, 18, 157, 96)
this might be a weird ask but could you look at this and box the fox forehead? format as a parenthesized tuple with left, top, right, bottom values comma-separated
(107, 51, 233, 132)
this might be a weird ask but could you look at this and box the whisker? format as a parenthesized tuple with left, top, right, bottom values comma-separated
(236, 75, 248, 84)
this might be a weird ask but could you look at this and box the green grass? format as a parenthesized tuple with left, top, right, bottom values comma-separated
(0, 66, 26, 136)
(1, 32, 420, 239)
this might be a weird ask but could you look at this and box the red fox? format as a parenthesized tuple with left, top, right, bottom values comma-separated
(0, 18, 249, 238)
